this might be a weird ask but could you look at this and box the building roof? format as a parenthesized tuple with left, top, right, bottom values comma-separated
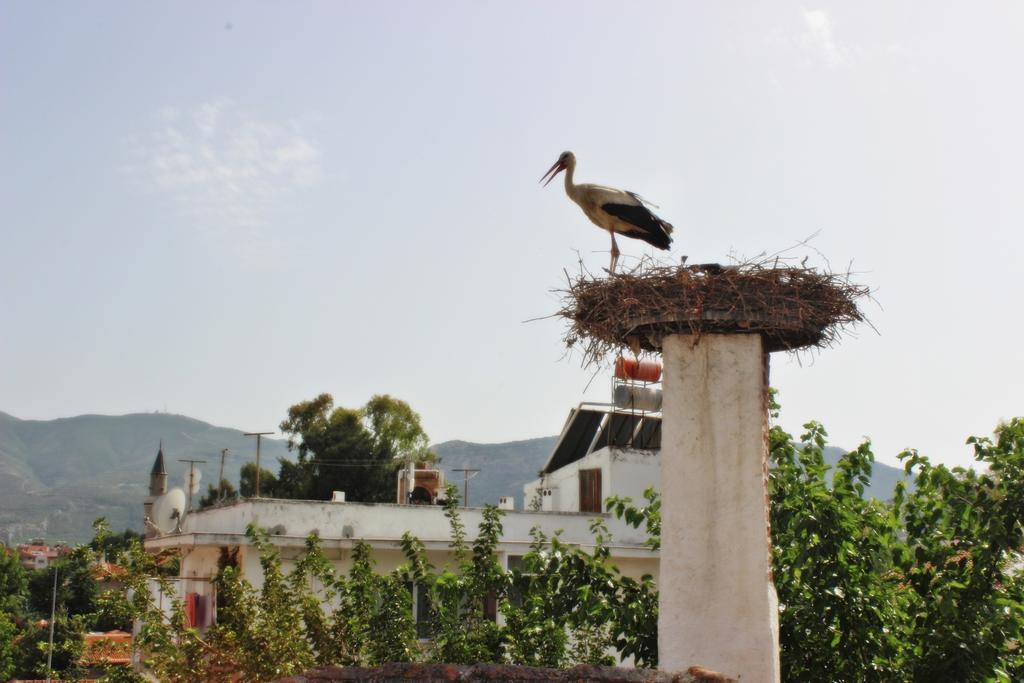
(90, 562, 126, 581)
(541, 403, 661, 474)
(144, 498, 656, 558)
(81, 630, 132, 666)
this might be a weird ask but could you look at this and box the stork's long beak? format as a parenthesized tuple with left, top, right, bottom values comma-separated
(540, 159, 565, 187)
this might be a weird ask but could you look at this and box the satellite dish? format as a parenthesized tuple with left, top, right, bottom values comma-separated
(151, 488, 187, 534)
(187, 468, 203, 494)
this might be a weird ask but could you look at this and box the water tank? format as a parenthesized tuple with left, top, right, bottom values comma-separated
(615, 356, 662, 382)
(613, 384, 663, 412)
(498, 496, 515, 511)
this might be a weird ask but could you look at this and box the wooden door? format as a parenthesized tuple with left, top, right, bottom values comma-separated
(579, 468, 602, 513)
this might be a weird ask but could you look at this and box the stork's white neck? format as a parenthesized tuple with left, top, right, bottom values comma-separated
(563, 158, 579, 201)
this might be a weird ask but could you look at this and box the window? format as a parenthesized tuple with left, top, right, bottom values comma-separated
(579, 468, 602, 513)
(506, 555, 527, 609)
(405, 581, 433, 639)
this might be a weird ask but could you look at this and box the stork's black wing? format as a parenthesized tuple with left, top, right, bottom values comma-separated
(601, 202, 673, 250)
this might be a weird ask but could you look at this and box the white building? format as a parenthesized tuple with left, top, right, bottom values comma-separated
(143, 402, 663, 633)
(523, 402, 661, 515)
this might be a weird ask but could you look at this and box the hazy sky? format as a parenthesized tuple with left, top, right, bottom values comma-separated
(3, 2, 1022, 470)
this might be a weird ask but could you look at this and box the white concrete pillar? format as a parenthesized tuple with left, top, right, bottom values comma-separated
(658, 334, 780, 683)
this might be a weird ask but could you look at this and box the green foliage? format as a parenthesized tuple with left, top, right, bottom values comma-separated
(117, 538, 214, 682)
(213, 525, 316, 680)
(274, 393, 432, 502)
(297, 537, 417, 667)
(770, 422, 907, 681)
(93, 586, 134, 632)
(28, 547, 99, 623)
(502, 519, 653, 668)
(769, 413, 1024, 682)
(0, 611, 17, 680)
(198, 478, 239, 509)
(118, 483, 652, 675)
(367, 575, 419, 664)
(606, 487, 661, 551)
(15, 613, 87, 681)
(88, 519, 143, 558)
(239, 461, 278, 498)
(412, 486, 507, 664)
(3, 520, 140, 679)
(98, 665, 148, 682)
(0, 546, 28, 615)
(105, 403, 1024, 681)
(364, 394, 435, 464)
(892, 418, 1024, 681)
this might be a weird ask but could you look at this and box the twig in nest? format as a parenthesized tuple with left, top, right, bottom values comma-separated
(556, 255, 872, 367)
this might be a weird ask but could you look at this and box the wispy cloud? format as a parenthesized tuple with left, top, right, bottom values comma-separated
(764, 8, 851, 70)
(124, 99, 322, 228)
(800, 8, 845, 68)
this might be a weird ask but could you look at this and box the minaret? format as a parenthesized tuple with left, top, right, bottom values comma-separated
(143, 441, 168, 538)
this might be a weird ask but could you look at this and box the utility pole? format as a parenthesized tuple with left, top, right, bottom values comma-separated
(451, 468, 480, 508)
(178, 459, 208, 512)
(243, 432, 274, 498)
(46, 565, 58, 683)
(218, 448, 229, 500)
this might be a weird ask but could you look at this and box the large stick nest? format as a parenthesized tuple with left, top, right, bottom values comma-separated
(559, 260, 871, 363)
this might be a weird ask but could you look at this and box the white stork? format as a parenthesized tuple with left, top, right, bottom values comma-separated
(540, 151, 673, 273)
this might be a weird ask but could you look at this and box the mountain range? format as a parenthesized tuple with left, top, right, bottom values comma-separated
(0, 411, 908, 544)
(0, 410, 290, 544)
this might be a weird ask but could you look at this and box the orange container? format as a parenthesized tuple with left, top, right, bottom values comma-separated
(614, 356, 663, 382)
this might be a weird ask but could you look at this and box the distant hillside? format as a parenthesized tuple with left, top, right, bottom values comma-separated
(432, 438, 908, 509)
(433, 436, 558, 508)
(0, 411, 289, 544)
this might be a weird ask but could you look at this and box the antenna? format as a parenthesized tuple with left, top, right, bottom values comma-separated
(243, 432, 273, 498)
(178, 459, 207, 512)
(218, 448, 229, 501)
(451, 468, 481, 508)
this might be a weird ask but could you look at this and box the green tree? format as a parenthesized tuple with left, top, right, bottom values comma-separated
(273, 458, 313, 499)
(769, 422, 907, 681)
(404, 485, 507, 665)
(0, 546, 28, 615)
(276, 393, 432, 502)
(105, 403, 1024, 681)
(0, 611, 17, 680)
(239, 461, 278, 498)
(501, 518, 651, 668)
(198, 478, 239, 509)
(767, 409, 1024, 681)
(28, 547, 99, 620)
(204, 526, 316, 680)
(88, 520, 143, 559)
(15, 612, 86, 681)
(893, 417, 1024, 682)
(364, 394, 434, 463)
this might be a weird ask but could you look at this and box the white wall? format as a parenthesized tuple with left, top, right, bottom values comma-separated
(164, 498, 657, 589)
(522, 447, 659, 514)
(165, 499, 651, 548)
